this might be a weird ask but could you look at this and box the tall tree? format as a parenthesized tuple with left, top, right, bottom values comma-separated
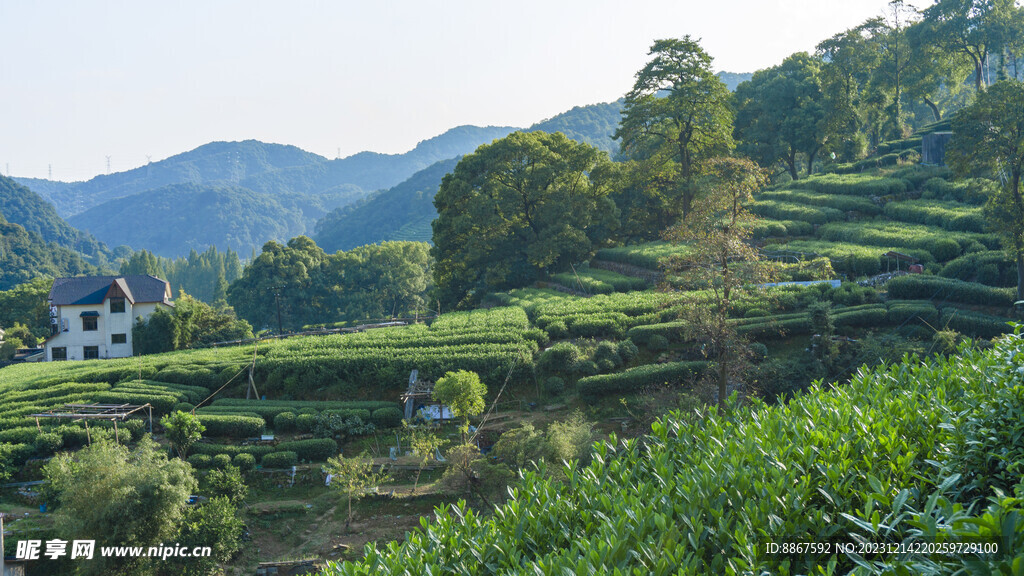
(920, 0, 1013, 91)
(336, 241, 432, 320)
(734, 52, 834, 180)
(615, 37, 734, 220)
(946, 80, 1024, 300)
(664, 157, 773, 406)
(226, 236, 327, 331)
(431, 131, 617, 308)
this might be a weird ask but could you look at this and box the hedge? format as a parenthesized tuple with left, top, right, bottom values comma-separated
(212, 453, 233, 469)
(940, 251, 1018, 288)
(626, 321, 687, 345)
(941, 308, 1016, 339)
(277, 438, 339, 462)
(233, 453, 256, 471)
(273, 411, 296, 431)
(194, 415, 265, 438)
(883, 200, 987, 233)
(261, 451, 298, 468)
(757, 190, 882, 215)
(786, 174, 910, 196)
(577, 361, 707, 398)
(371, 407, 403, 429)
(190, 443, 276, 458)
(920, 177, 995, 205)
(90, 391, 179, 415)
(187, 454, 213, 469)
(885, 301, 940, 326)
(886, 275, 1016, 307)
(748, 200, 846, 225)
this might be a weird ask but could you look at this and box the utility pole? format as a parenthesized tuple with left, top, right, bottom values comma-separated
(106, 156, 111, 174)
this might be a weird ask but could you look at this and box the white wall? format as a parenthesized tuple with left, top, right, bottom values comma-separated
(46, 300, 171, 361)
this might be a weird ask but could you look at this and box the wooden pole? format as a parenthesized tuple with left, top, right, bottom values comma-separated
(35, 417, 41, 432)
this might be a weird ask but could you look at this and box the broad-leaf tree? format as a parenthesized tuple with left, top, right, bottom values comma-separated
(432, 370, 487, 440)
(325, 454, 391, 532)
(947, 80, 1024, 300)
(431, 131, 617, 308)
(226, 236, 328, 331)
(161, 410, 205, 459)
(615, 37, 734, 220)
(734, 52, 834, 180)
(43, 437, 197, 576)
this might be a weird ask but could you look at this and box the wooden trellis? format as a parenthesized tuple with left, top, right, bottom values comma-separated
(31, 403, 153, 444)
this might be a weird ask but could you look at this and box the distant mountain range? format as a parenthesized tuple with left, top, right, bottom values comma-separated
(6, 88, 751, 264)
(313, 100, 627, 251)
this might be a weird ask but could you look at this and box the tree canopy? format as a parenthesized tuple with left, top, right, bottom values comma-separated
(431, 131, 617, 308)
(615, 37, 734, 220)
(946, 80, 1024, 299)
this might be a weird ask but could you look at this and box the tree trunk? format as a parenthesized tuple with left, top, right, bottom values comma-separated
(346, 494, 352, 532)
(971, 53, 984, 91)
(923, 97, 941, 122)
(717, 352, 728, 408)
(1016, 252, 1024, 302)
(806, 148, 819, 178)
(787, 150, 799, 181)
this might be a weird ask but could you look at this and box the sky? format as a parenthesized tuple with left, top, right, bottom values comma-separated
(0, 0, 928, 182)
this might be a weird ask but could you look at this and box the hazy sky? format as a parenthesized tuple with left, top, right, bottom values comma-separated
(1, 1, 925, 181)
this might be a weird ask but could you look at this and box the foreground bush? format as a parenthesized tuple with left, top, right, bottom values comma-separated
(321, 330, 1024, 575)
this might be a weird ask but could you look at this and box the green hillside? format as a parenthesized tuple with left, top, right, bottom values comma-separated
(312, 103, 626, 252)
(0, 213, 101, 290)
(16, 140, 327, 218)
(0, 175, 111, 263)
(66, 183, 351, 258)
(314, 158, 459, 252)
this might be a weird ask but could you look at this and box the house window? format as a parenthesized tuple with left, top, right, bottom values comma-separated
(111, 333, 127, 344)
(52, 347, 67, 361)
(83, 346, 99, 360)
(83, 316, 98, 331)
(110, 298, 126, 313)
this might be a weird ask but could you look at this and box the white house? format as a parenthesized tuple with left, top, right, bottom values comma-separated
(44, 275, 174, 361)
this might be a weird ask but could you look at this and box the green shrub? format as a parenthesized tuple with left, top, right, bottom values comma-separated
(593, 341, 623, 370)
(886, 275, 1016, 307)
(190, 443, 276, 459)
(195, 415, 265, 438)
(940, 308, 1015, 339)
(920, 177, 995, 205)
(572, 359, 600, 376)
(545, 320, 568, 339)
(232, 453, 256, 471)
(277, 438, 338, 462)
(172, 402, 195, 414)
(370, 407, 403, 429)
(538, 342, 585, 373)
(273, 411, 296, 432)
(91, 392, 179, 415)
(544, 377, 565, 396)
(577, 361, 707, 398)
(940, 251, 1017, 287)
(0, 427, 40, 444)
(883, 200, 987, 233)
(617, 340, 639, 363)
(957, 380, 1024, 497)
(749, 200, 846, 224)
(647, 334, 670, 351)
(295, 413, 318, 433)
(748, 342, 768, 362)
(212, 454, 233, 469)
(261, 451, 298, 468)
(33, 432, 63, 455)
(786, 173, 909, 196)
(187, 454, 213, 469)
(885, 301, 940, 326)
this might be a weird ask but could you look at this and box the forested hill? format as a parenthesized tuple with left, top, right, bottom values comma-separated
(237, 125, 518, 197)
(67, 183, 328, 258)
(313, 100, 628, 251)
(0, 213, 100, 290)
(314, 158, 460, 252)
(15, 141, 326, 218)
(527, 100, 624, 155)
(0, 175, 111, 263)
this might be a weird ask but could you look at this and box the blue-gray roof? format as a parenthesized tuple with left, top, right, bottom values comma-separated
(48, 275, 170, 306)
